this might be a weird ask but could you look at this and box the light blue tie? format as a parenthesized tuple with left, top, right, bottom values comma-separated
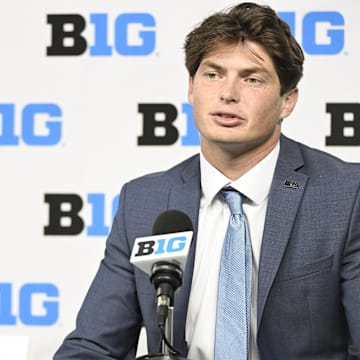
(215, 188, 252, 360)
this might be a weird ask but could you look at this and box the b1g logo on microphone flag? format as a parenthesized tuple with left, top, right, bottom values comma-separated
(130, 231, 193, 275)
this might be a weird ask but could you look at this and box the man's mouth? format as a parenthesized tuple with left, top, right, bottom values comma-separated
(211, 112, 244, 125)
(218, 113, 237, 118)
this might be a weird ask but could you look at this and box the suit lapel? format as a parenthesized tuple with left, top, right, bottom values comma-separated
(167, 155, 201, 356)
(257, 136, 308, 329)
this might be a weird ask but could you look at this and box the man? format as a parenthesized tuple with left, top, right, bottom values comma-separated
(54, 2, 360, 359)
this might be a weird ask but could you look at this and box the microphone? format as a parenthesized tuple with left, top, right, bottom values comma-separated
(150, 210, 193, 327)
(130, 209, 193, 276)
(130, 210, 193, 358)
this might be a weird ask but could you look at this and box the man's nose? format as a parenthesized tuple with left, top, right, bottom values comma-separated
(220, 79, 240, 103)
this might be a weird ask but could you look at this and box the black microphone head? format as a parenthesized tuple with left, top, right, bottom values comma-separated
(152, 209, 193, 235)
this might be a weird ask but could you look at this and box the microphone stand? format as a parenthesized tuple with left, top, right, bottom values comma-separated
(148, 307, 187, 360)
(163, 306, 173, 356)
(135, 307, 188, 360)
(135, 262, 190, 360)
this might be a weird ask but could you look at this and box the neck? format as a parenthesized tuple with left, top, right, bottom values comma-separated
(201, 138, 279, 181)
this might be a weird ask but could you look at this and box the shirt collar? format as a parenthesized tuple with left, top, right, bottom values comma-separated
(200, 142, 280, 206)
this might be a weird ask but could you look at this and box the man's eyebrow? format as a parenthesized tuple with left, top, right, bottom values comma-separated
(201, 60, 271, 76)
(199, 60, 225, 72)
(239, 66, 271, 76)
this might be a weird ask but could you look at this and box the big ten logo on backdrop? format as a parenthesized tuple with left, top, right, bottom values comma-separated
(137, 103, 199, 146)
(0, 102, 62, 146)
(44, 193, 120, 236)
(278, 10, 360, 146)
(46, 12, 156, 56)
(0, 282, 59, 326)
(326, 103, 360, 146)
(278, 10, 345, 55)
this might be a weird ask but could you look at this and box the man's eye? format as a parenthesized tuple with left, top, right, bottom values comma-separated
(206, 72, 218, 79)
(246, 77, 261, 84)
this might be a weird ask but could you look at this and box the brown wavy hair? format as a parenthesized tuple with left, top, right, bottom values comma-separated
(184, 2, 304, 95)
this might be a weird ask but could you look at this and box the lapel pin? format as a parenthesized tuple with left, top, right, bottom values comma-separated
(283, 180, 299, 189)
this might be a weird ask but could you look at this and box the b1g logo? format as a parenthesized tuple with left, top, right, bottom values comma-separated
(0, 283, 59, 326)
(0, 103, 62, 146)
(134, 235, 188, 257)
(130, 231, 193, 274)
(47, 13, 156, 56)
(44, 193, 120, 236)
(326, 103, 360, 146)
(278, 11, 345, 55)
(137, 103, 199, 146)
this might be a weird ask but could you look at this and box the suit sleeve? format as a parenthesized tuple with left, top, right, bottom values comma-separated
(341, 184, 360, 358)
(53, 184, 143, 359)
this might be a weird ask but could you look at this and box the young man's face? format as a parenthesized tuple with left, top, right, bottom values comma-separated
(188, 41, 298, 157)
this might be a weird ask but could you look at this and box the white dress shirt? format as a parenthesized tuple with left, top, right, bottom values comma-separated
(185, 143, 280, 360)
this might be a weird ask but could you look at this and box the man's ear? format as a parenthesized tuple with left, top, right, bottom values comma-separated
(280, 87, 299, 120)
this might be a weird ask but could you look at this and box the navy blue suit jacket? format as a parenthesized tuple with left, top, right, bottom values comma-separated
(54, 135, 360, 359)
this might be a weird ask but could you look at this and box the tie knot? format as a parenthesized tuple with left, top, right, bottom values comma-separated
(220, 188, 244, 215)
